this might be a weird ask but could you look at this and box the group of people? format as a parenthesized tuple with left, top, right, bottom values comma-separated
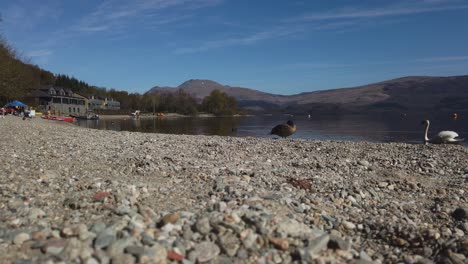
(0, 106, 33, 120)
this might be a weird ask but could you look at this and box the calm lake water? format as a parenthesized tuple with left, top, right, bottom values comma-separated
(75, 112, 468, 145)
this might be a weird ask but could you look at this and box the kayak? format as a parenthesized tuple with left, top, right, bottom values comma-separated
(70, 114, 99, 120)
(42, 115, 75, 123)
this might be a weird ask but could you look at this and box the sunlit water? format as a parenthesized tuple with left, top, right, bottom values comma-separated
(75, 112, 468, 145)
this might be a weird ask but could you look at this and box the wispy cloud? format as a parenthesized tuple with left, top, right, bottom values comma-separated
(25, 49, 53, 65)
(7, 0, 224, 61)
(174, 0, 468, 54)
(174, 18, 370, 54)
(288, 1, 468, 22)
(2, 0, 62, 30)
(281, 55, 468, 70)
(27, 49, 52, 58)
(75, 0, 222, 33)
(415, 55, 468, 62)
(174, 25, 305, 54)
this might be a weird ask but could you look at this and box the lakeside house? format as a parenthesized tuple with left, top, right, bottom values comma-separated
(88, 96, 121, 111)
(29, 86, 87, 116)
(28, 86, 120, 115)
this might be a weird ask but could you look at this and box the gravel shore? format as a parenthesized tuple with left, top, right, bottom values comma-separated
(0, 116, 467, 264)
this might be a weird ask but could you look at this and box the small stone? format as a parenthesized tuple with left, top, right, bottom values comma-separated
(91, 222, 106, 234)
(269, 237, 289, 250)
(92, 191, 111, 202)
(160, 212, 180, 226)
(447, 249, 466, 263)
(28, 208, 46, 220)
(167, 250, 184, 261)
(62, 227, 74, 237)
(227, 212, 241, 224)
(193, 241, 220, 262)
(452, 207, 468, 221)
(141, 244, 167, 264)
(141, 233, 155, 246)
(342, 221, 356, 230)
(42, 239, 67, 255)
(195, 217, 211, 235)
(111, 254, 136, 264)
(461, 222, 468, 232)
(95, 228, 117, 249)
(51, 230, 61, 239)
(63, 237, 83, 260)
(76, 224, 95, 241)
(453, 228, 464, 237)
(328, 235, 351, 250)
(378, 182, 389, 188)
(306, 234, 330, 259)
(277, 218, 311, 237)
(219, 232, 240, 257)
(8, 198, 24, 209)
(108, 238, 133, 256)
(240, 229, 258, 250)
(125, 245, 145, 257)
(359, 251, 373, 262)
(80, 246, 93, 260)
(85, 257, 100, 264)
(358, 160, 370, 167)
(160, 223, 174, 233)
(217, 202, 227, 212)
(9, 218, 21, 227)
(63, 197, 81, 210)
(14, 233, 30, 245)
(31, 230, 47, 241)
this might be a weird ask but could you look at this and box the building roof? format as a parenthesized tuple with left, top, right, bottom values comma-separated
(30, 85, 86, 99)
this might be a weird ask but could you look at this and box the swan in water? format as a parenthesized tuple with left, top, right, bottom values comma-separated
(422, 120, 464, 144)
(270, 120, 296, 138)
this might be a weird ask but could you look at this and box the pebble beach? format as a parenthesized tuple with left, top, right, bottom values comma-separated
(0, 116, 467, 263)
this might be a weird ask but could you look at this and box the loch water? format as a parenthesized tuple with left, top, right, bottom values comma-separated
(75, 112, 468, 145)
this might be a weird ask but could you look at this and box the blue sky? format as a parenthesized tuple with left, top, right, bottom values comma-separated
(1, 0, 468, 94)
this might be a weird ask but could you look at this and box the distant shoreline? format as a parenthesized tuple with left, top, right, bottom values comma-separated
(98, 113, 253, 119)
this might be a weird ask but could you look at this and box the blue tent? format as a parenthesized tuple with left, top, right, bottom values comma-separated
(5, 100, 28, 107)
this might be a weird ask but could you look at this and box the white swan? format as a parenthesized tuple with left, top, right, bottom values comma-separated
(422, 120, 464, 144)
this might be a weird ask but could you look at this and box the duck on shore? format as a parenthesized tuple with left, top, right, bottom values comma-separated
(270, 120, 296, 138)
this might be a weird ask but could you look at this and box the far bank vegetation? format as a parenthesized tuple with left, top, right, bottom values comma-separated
(141, 89, 238, 116)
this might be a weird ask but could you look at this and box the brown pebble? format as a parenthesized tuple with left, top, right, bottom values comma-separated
(92, 192, 111, 202)
(269, 237, 289, 250)
(31, 231, 47, 241)
(160, 212, 180, 226)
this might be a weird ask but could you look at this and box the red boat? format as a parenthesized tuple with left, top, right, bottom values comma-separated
(42, 115, 75, 123)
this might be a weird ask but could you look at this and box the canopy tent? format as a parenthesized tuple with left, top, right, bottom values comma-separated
(4, 100, 28, 108)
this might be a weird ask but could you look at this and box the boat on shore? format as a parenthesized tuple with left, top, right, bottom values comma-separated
(70, 114, 99, 120)
(42, 115, 75, 123)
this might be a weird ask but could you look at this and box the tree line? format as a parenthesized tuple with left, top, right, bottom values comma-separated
(0, 35, 239, 115)
(0, 36, 55, 106)
(53, 74, 238, 115)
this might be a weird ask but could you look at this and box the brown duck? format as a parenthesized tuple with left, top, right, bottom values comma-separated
(270, 120, 296, 138)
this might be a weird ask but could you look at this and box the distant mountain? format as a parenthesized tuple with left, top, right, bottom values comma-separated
(147, 79, 288, 106)
(146, 75, 468, 113)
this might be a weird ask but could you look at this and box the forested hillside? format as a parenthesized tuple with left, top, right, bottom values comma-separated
(0, 36, 55, 105)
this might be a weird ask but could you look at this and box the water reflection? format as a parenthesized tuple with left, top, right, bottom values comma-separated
(75, 112, 468, 145)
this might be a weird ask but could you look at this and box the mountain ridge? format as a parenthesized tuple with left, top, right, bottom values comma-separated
(146, 75, 468, 113)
